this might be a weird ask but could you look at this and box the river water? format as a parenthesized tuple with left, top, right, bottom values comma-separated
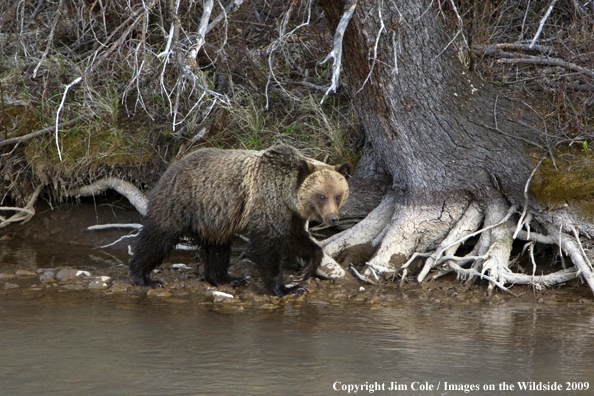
(1, 238, 594, 396)
(1, 291, 594, 395)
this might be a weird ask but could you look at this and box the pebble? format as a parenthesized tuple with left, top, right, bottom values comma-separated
(88, 280, 110, 290)
(56, 268, 80, 281)
(212, 305, 244, 314)
(4, 283, 20, 289)
(39, 275, 57, 284)
(249, 294, 269, 303)
(15, 270, 37, 277)
(213, 295, 237, 304)
(110, 281, 131, 293)
(212, 291, 234, 299)
(147, 289, 172, 298)
(0, 273, 17, 280)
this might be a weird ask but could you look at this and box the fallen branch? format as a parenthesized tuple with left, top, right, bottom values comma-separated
(65, 177, 148, 216)
(474, 43, 555, 56)
(0, 117, 88, 147)
(497, 56, 594, 79)
(87, 224, 143, 230)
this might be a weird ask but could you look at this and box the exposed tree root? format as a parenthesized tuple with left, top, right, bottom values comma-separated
(326, 187, 594, 296)
(361, 195, 469, 281)
(0, 184, 44, 228)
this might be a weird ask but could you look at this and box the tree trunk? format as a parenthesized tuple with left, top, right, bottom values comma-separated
(319, 0, 594, 294)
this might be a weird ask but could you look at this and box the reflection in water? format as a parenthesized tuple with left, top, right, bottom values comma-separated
(1, 295, 594, 396)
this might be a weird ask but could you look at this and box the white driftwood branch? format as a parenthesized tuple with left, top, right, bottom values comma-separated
(66, 177, 148, 216)
(0, 184, 44, 228)
(87, 224, 143, 230)
(55, 76, 82, 161)
(206, 0, 244, 34)
(186, 0, 214, 66)
(529, 0, 558, 48)
(320, 1, 357, 104)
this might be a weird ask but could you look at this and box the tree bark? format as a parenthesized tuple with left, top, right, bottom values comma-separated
(318, 0, 594, 294)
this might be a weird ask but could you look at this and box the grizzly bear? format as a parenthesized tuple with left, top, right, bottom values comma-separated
(129, 144, 351, 296)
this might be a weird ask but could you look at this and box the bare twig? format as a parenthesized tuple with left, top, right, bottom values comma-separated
(529, 0, 558, 48)
(33, 0, 64, 78)
(0, 117, 89, 147)
(320, 1, 357, 104)
(185, 0, 214, 68)
(497, 56, 594, 79)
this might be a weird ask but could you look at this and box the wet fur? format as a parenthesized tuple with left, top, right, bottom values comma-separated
(129, 144, 350, 296)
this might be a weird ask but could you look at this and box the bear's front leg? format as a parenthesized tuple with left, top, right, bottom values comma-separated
(286, 221, 324, 283)
(247, 233, 308, 297)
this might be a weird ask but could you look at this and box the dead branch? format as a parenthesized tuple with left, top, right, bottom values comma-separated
(529, 0, 558, 48)
(320, 1, 357, 104)
(496, 56, 594, 79)
(474, 43, 555, 56)
(0, 117, 88, 148)
(65, 177, 148, 216)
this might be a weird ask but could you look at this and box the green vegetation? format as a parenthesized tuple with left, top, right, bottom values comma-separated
(530, 145, 594, 219)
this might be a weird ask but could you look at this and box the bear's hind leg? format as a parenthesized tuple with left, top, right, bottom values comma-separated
(129, 224, 178, 288)
(202, 242, 246, 287)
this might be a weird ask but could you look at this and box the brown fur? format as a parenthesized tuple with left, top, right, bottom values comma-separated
(129, 144, 351, 296)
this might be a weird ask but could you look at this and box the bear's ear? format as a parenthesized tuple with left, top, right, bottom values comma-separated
(297, 159, 315, 186)
(335, 162, 353, 179)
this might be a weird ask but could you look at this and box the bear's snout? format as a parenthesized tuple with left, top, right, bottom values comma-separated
(327, 216, 339, 225)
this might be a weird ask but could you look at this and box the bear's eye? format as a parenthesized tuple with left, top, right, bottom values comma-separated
(336, 194, 341, 201)
(319, 194, 326, 201)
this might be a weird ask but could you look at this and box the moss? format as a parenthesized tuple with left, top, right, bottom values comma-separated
(1, 106, 41, 137)
(530, 146, 594, 219)
(24, 123, 155, 181)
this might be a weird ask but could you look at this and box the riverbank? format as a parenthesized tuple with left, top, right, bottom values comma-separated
(1, 198, 593, 310)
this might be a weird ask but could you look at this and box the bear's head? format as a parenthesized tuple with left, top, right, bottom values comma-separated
(297, 160, 352, 226)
